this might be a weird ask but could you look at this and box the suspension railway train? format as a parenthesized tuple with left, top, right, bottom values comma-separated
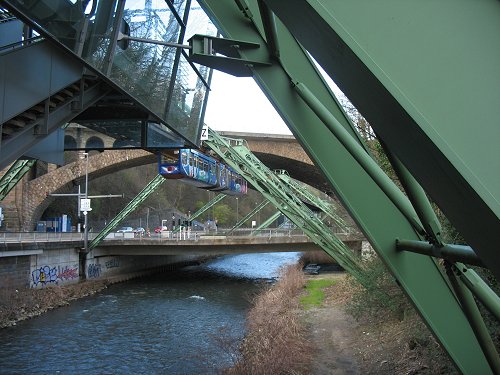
(158, 149, 248, 196)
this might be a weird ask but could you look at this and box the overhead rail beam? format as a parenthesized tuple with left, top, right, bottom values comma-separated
(88, 174, 165, 250)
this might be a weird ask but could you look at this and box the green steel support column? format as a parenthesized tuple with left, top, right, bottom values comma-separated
(293, 81, 425, 236)
(89, 174, 165, 250)
(445, 263, 500, 374)
(206, 129, 366, 282)
(197, 2, 491, 372)
(0, 160, 36, 201)
(254, 211, 281, 231)
(187, 193, 226, 223)
(263, 0, 500, 280)
(454, 263, 500, 323)
(228, 200, 269, 233)
(386, 150, 443, 246)
(275, 169, 348, 229)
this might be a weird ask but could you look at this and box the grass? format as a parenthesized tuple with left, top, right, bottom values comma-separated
(300, 279, 336, 309)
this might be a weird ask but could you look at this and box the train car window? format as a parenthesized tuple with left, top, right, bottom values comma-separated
(181, 151, 188, 165)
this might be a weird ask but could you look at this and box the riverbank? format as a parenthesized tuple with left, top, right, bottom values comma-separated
(0, 279, 111, 329)
(224, 260, 457, 374)
(0, 269, 164, 329)
(305, 272, 457, 374)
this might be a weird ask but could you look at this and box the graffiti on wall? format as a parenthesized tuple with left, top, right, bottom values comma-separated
(87, 263, 101, 279)
(31, 265, 79, 286)
(105, 258, 120, 269)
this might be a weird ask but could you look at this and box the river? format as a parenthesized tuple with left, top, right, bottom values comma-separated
(0, 252, 301, 374)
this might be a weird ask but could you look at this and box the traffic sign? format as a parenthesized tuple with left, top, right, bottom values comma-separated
(80, 198, 92, 212)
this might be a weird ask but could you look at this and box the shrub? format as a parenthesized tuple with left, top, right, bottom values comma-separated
(224, 264, 312, 375)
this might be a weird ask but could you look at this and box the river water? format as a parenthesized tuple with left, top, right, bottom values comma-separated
(0, 252, 301, 374)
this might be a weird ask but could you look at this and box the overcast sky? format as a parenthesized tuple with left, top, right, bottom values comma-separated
(204, 70, 292, 135)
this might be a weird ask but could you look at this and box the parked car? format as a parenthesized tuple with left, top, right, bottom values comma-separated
(117, 226, 134, 233)
(154, 226, 168, 234)
(134, 227, 145, 235)
(303, 263, 321, 275)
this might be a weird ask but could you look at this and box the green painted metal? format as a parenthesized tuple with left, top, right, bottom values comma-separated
(263, 0, 500, 281)
(293, 81, 425, 237)
(228, 200, 269, 233)
(396, 240, 484, 268)
(88, 174, 165, 250)
(445, 263, 500, 374)
(275, 169, 348, 230)
(0, 159, 35, 201)
(385, 151, 443, 246)
(454, 263, 500, 324)
(197, 1, 491, 372)
(206, 129, 366, 283)
(254, 211, 281, 231)
(189, 34, 271, 77)
(187, 193, 226, 223)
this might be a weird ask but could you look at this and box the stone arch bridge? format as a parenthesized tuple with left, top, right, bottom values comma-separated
(7, 132, 332, 231)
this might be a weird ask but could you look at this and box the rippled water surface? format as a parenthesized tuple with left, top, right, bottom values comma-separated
(0, 252, 301, 374)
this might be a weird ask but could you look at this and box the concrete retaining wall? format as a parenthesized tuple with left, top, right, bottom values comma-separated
(0, 256, 31, 288)
(0, 246, 201, 289)
(83, 252, 198, 280)
(29, 248, 80, 288)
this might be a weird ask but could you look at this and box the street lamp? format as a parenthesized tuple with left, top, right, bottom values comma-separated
(236, 197, 239, 224)
(80, 152, 89, 252)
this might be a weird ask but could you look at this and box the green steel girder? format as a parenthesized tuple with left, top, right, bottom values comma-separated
(263, 0, 500, 280)
(188, 193, 226, 223)
(206, 129, 366, 282)
(0, 159, 36, 201)
(275, 169, 348, 230)
(254, 211, 281, 231)
(197, 1, 492, 372)
(88, 174, 165, 250)
(228, 199, 269, 233)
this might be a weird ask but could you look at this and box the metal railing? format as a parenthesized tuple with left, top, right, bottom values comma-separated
(101, 227, 358, 243)
(0, 232, 97, 243)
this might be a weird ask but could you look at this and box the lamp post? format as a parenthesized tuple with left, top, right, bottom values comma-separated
(236, 197, 239, 224)
(80, 152, 89, 253)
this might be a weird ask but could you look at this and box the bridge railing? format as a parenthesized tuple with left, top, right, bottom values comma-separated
(0, 232, 98, 243)
(102, 227, 359, 242)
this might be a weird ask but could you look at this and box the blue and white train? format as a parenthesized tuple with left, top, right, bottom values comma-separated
(158, 149, 248, 196)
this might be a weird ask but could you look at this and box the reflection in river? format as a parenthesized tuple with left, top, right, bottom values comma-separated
(0, 252, 301, 374)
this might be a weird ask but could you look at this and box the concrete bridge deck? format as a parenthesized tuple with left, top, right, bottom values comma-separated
(94, 229, 362, 256)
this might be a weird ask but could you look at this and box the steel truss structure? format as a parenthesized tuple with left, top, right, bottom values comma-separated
(198, 1, 499, 372)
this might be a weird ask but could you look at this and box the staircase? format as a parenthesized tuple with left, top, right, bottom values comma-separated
(0, 7, 113, 170)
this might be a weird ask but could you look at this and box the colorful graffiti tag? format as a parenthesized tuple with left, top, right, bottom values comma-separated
(87, 263, 101, 279)
(31, 265, 79, 286)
